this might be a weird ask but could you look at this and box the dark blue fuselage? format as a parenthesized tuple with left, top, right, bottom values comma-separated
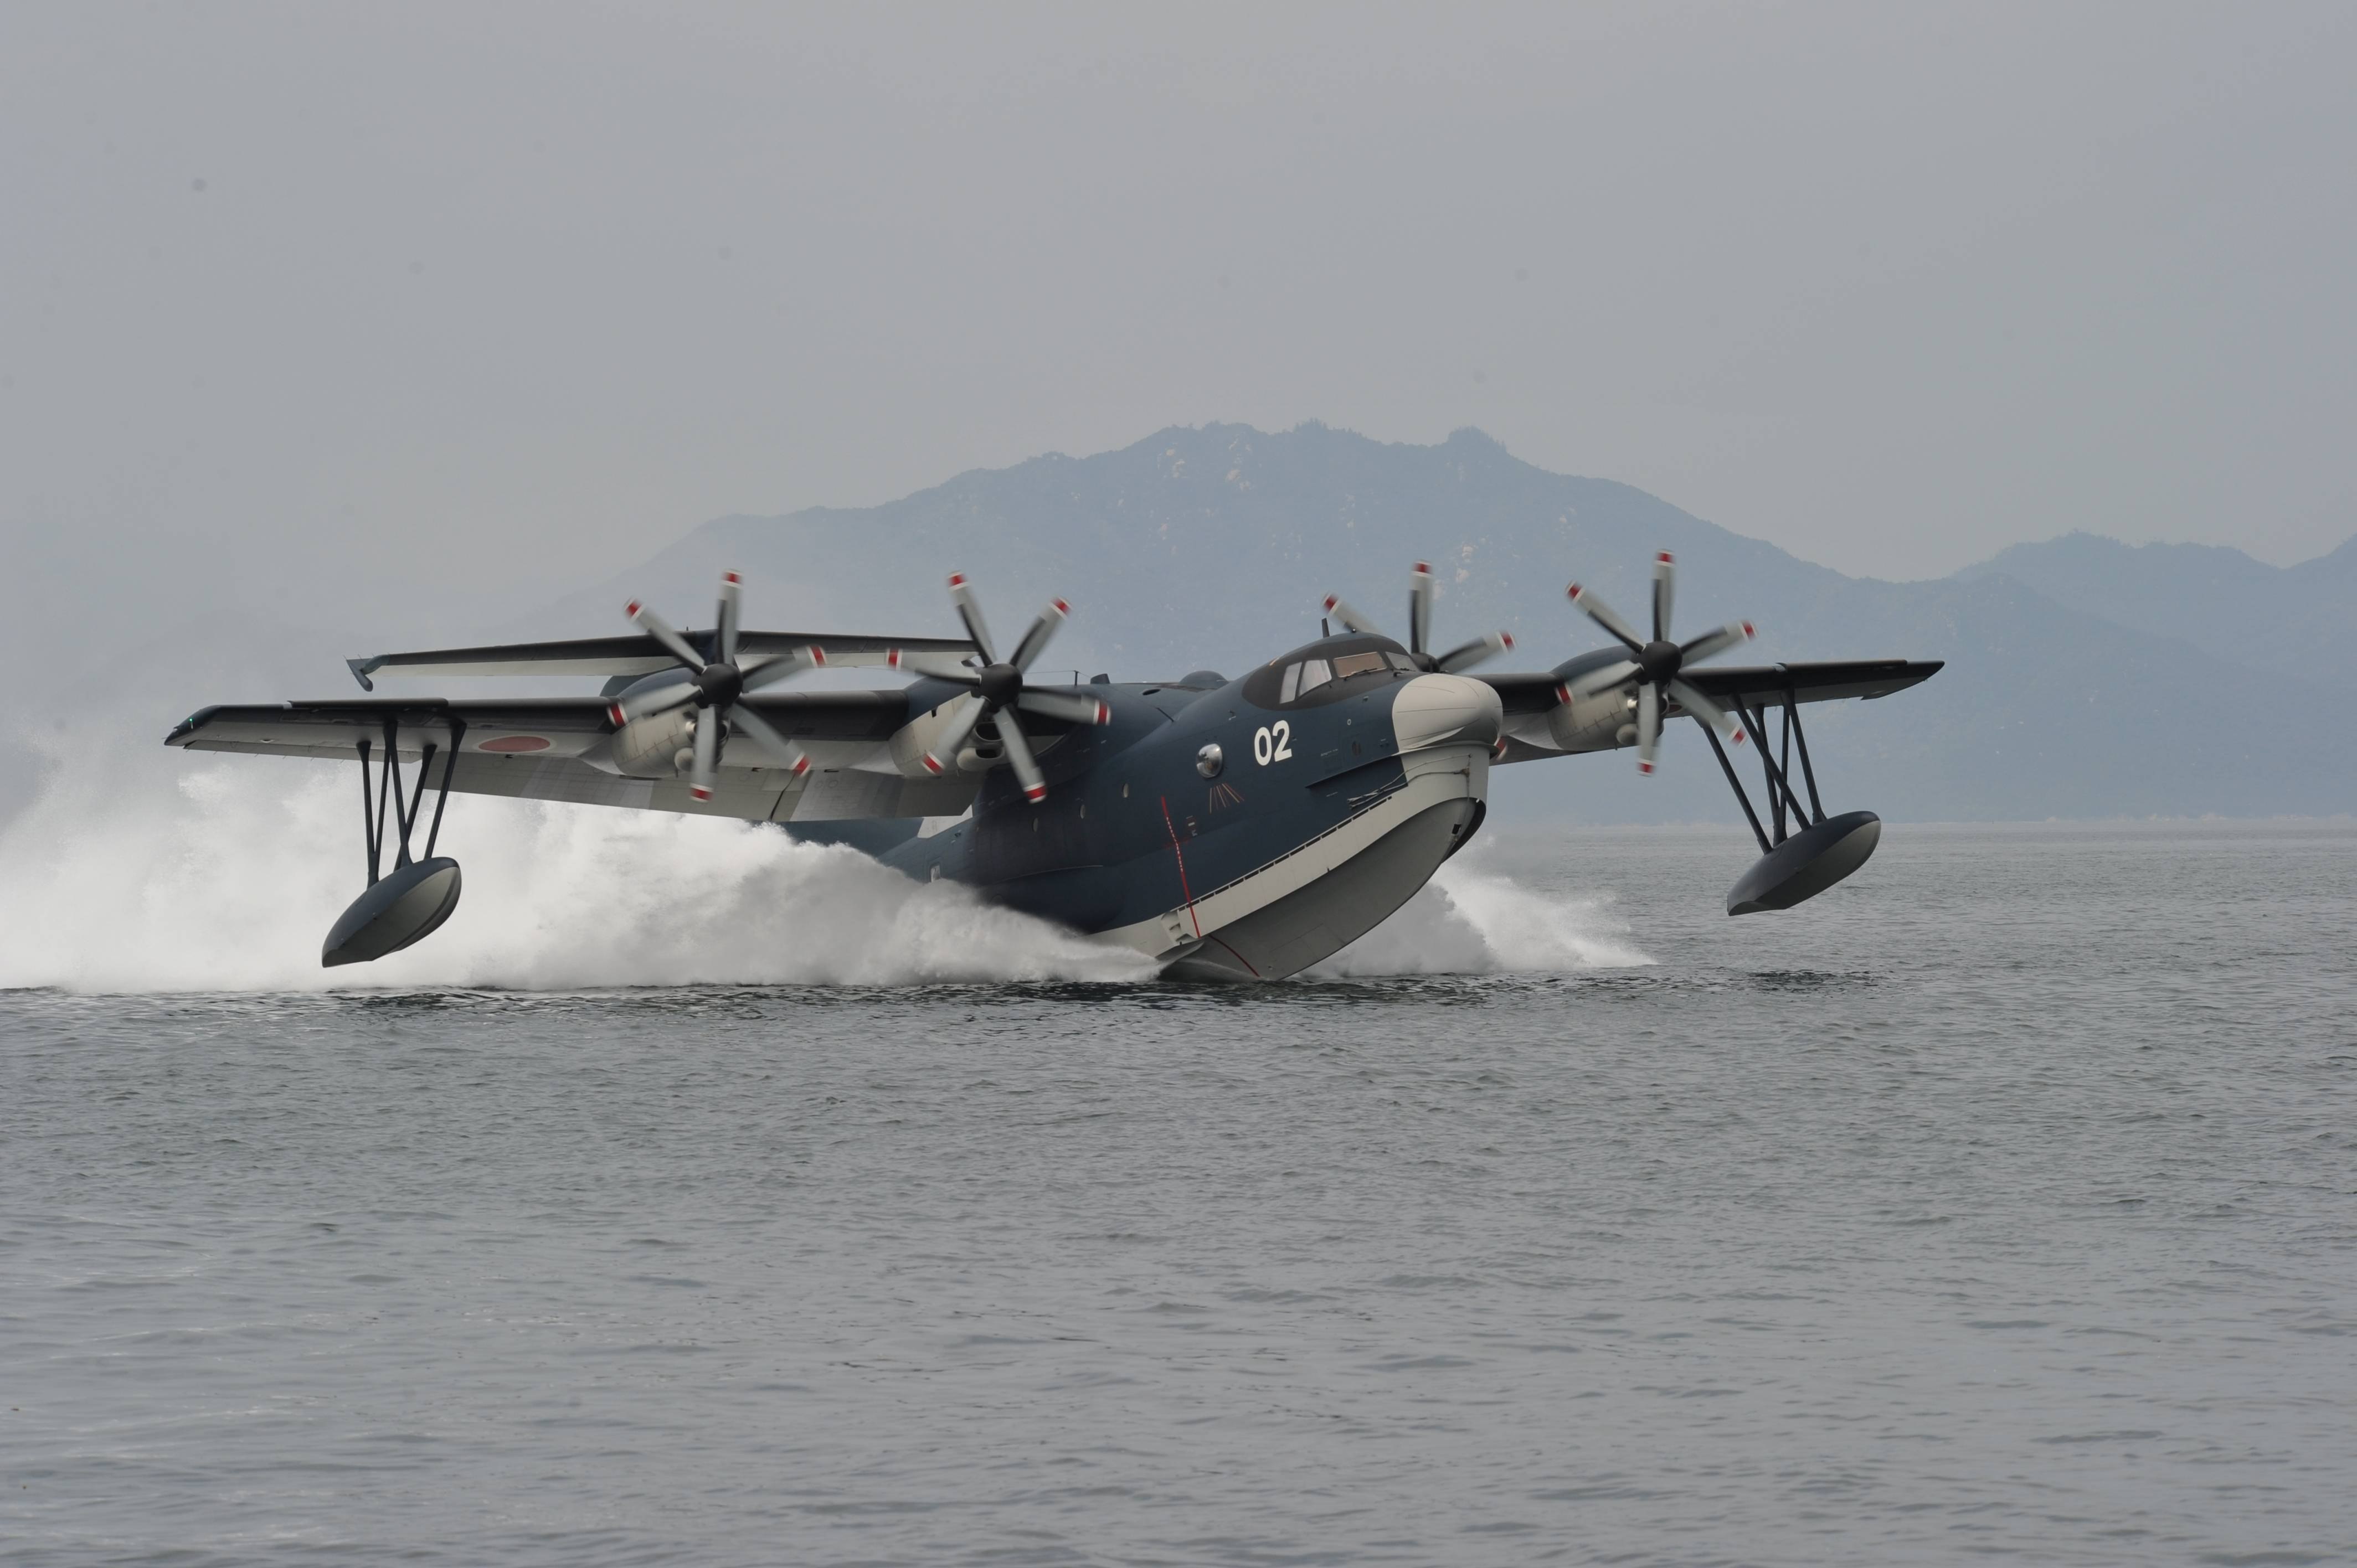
(880, 634, 1435, 938)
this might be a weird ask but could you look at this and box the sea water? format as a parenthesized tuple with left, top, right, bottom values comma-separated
(3, 819, 2354, 1565)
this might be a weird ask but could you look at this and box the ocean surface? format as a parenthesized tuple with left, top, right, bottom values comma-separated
(4, 820, 2355, 1566)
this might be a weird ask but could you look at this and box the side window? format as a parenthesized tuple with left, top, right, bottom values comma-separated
(1331, 651, 1387, 679)
(1279, 663, 1300, 703)
(1296, 658, 1332, 697)
(1385, 652, 1418, 671)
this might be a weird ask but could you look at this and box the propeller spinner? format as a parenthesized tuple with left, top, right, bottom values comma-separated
(1562, 551, 1756, 775)
(1322, 561, 1515, 673)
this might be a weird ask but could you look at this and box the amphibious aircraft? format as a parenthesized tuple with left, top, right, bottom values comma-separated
(166, 554, 1941, 976)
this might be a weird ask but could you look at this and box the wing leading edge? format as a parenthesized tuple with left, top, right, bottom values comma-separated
(164, 692, 983, 822)
(1480, 658, 1943, 717)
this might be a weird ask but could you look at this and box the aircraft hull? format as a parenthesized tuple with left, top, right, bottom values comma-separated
(1116, 745, 1488, 979)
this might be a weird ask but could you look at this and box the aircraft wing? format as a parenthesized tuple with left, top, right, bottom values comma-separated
(346, 630, 976, 689)
(163, 692, 984, 822)
(1480, 658, 1943, 716)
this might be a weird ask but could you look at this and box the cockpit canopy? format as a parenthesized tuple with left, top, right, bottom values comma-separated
(1242, 635, 1422, 710)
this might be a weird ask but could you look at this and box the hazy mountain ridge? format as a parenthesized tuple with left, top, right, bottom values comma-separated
(530, 423, 2350, 823)
(1955, 532, 2355, 692)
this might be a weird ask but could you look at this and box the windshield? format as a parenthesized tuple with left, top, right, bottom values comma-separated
(1246, 638, 1418, 709)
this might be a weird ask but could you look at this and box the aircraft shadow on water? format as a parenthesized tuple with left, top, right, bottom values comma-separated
(167, 554, 1940, 976)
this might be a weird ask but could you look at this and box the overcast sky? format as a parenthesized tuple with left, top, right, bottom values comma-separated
(5, 1, 2352, 644)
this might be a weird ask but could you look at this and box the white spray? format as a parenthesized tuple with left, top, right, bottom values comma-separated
(0, 725, 1648, 992)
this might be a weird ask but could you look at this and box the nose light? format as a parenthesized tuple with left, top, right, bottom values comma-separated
(1196, 742, 1224, 778)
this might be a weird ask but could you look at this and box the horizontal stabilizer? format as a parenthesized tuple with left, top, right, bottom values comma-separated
(347, 630, 975, 689)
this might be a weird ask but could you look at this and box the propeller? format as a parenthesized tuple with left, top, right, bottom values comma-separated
(1321, 560, 1515, 672)
(1562, 550, 1757, 776)
(914, 572, 1109, 803)
(611, 570, 826, 802)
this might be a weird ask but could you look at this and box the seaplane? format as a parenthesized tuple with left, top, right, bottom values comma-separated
(165, 553, 1941, 976)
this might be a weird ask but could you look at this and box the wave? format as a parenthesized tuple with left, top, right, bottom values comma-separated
(1314, 858, 1653, 976)
(0, 730, 1648, 992)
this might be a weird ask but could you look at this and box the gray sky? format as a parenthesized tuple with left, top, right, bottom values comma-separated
(5, 1, 2353, 643)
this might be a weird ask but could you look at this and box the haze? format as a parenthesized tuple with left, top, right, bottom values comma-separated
(5, 2, 2353, 654)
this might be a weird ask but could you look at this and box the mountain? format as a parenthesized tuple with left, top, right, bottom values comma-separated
(524, 422, 2351, 823)
(1954, 532, 2355, 692)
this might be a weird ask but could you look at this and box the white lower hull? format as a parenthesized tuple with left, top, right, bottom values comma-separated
(1100, 744, 1491, 980)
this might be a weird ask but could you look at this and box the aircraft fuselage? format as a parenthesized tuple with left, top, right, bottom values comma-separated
(882, 633, 1503, 979)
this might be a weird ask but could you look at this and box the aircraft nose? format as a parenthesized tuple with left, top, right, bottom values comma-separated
(1391, 672, 1503, 752)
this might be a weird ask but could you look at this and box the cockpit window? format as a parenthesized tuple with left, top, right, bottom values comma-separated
(1248, 638, 1414, 710)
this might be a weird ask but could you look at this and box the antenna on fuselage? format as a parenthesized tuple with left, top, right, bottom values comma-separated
(1321, 617, 1330, 637)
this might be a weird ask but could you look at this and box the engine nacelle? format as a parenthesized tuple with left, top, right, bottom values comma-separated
(1546, 684, 1636, 753)
(887, 694, 994, 777)
(609, 705, 698, 777)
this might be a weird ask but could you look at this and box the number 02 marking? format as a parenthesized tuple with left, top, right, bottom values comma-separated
(1253, 721, 1293, 766)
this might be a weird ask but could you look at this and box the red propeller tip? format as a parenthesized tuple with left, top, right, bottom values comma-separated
(1052, 598, 1069, 616)
(809, 646, 827, 666)
(1731, 730, 1747, 747)
(1322, 594, 1339, 612)
(1567, 583, 1584, 600)
(922, 754, 945, 775)
(607, 702, 625, 726)
(1094, 702, 1110, 724)
(625, 601, 642, 617)
(1657, 551, 1674, 564)
(1024, 785, 1047, 802)
(948, 572, 966, 588)
(1553, 682, 1572, 706)
(1741, 621, 1755, 637)
(1414, 561, 1431, 575)
(690, 786, 712, 801)
(1500, 632, 1515, 650)
(886, 647, 902, 668)
(791, 756, 811, 777)
(723, 571, 740, 585)
(1637, 761, 1655, 775)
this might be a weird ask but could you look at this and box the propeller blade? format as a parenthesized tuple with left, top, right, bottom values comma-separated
(995, 710, 1048, 803)
(723, 702, 813, 780)
(889, 648, 981, 680)
(627, 600, 706, 672)
(1666, 677, 1747, 747)
(610, 678, 699, 724)
(1562, 657, 1640, 702)
(738, 647, 824, 694)
(1652, 551, 1675, 643)
(1008, 597, 1071, 672)
(918, 695, 988, 777)
(1409, 562, 1435, 658)
(688, 708, 721, 801)
(1566, 582, 1646, 654)
(1015, 687, 1111, 725)
(1679, 620, 1757, 664)
(717, 570, 742, 666)
(1635, 682, 1661, 776)
(1320, 593, 1385, 637)
(946, 573, 998, 666)
(1432, 631, 1515, 674)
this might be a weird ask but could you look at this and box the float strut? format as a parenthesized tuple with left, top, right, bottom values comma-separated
(424, 718, 464, 859)
(1742, 702, 1815, 842)
(1783, 686, 1825, 821)
(357, 738, 382, 886)
(1703, 724, 1772, 855)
